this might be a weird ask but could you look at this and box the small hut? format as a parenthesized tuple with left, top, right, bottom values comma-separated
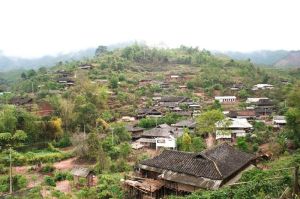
(71, 167, 95, 187)
(123, 176, 165, 199)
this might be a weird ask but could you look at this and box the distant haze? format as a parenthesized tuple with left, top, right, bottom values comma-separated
(0, 0, 300, 58)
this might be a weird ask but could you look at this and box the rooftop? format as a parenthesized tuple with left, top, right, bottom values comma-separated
(140, 143, 255, 180)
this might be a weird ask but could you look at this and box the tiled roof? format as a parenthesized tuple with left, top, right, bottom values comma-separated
(140, 143, 254, 180)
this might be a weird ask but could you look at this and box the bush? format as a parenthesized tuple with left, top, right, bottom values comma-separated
(53, 135, 72, 148)
(0, 164, 8, 174)
(41, 163, 55, 173)
(110, 159, 131, 172)
(54, 171, 72, 182)
(44, 176, 56, 186)
(0, 175, 27, 193)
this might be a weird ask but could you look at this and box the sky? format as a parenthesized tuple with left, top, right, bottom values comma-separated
(0, 0, 300, 58)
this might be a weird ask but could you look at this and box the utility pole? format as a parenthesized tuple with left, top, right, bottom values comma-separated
(9, 147, 12, 194)
(293, 166, 299, 198)
(31, 81, 34, 94)
(111, 128, 114, 145)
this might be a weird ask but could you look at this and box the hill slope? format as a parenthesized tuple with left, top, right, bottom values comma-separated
(274, 51, 300, 68)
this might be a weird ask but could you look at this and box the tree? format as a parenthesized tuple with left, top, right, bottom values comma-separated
(110, 76, 119, 89)
(0, 130, 27, 194)
(286, 84, 300, 147)
(119, 142, 131, 159)
(95, 45, 108, 57)
(182, 128, 192, 151)
(196, 110, 224, 136)
(50, 117, 64, 139)
(192, 137, 205, 152)
(210, 100, 222, 110)
(236, 137, 248, 152)
(86, 132, 102, 161)
(58, 98, 75, 132)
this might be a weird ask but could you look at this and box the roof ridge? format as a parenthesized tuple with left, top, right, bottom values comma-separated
(202, 153, 223, 179)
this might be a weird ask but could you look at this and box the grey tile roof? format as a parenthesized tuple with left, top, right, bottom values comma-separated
(140, 143, 254, 180)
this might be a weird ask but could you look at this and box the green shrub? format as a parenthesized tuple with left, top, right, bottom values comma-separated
(41, 163, 55, 173)
(0, 175, 27, 193)
(0, 164, 8, 174)
(54, 171, 72, 182)
(44, 176, 56, 186)
(53, 135, 72, 148)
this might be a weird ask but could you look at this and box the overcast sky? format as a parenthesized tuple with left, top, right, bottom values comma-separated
(0, 0, 300, 58)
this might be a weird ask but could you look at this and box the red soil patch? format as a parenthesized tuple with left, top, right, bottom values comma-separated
(53, 157, 77, 170)
(56, 180, 72, 193)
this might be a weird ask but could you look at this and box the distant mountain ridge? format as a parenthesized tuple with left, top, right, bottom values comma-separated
(222, 50, 300, 68)
(0, 41, 135, 72)
(274, 51, 300, 68)
(0, 48, 96, 72)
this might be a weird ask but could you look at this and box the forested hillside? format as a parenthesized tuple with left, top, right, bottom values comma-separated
(0, 44, 300, 198)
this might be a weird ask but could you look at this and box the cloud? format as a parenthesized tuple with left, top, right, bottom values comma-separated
(0, 0, 300, 57)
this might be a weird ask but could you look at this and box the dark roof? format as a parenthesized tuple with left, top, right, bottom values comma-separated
(57, 77, 74, 83)
(10, 97, 33, 105)
(137, 108, 161, 116)
(140, 143, 254, 180)
(172, 119, 196, 128)
(71, 167, 94, 177)
(229, 110, 256, 118)
(160, 96, 188, 103)
(126, 125, 144, 132)
(142, 128, 171, 138)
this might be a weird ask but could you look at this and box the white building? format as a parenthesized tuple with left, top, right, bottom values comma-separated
(252, 84, 274, 90)
(273, 116, 287, 128)
(155, 135, 176, 150)
(215, 96, 236, 103)
(246, 97, 269, 104)
(215, 118, 253, 141)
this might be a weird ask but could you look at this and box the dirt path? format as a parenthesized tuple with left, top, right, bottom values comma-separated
(56, 180, 72, 193)
(53, 157, 78, 170)
(206, 133, 215, 149)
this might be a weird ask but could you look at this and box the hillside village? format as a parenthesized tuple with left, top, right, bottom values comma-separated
(0, 44, 300, 198)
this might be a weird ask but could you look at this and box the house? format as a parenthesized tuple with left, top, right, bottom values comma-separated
(123, 176, 165, 199)
(230, 83, 244, 91)
(171, 119, 196, 130)
(121, 116, 136, 122)
(137, 108, 162, 119)
(246, 97, 274, 116)
(160, 82, 170, 89)
(9, 96, 33, 106)
(133, 124, 181, 150)
(71, 167, 95, 187)
(215, 118, 253, 142)
(78, 64, 92, 70)
(56, 70, 72, 77)
(273, 116, 287, 128)
(252, 84, 274, 91)
(158, 96, 190, 109)
(138, 143, 255, 194)
(126, 125, 144, 140)
(214, 96, 236, 104)
(57, 77, 75, 86)
(228, 110, 256, 120)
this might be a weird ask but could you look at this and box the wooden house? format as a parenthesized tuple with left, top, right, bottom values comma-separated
(272, 116, 287, 128)
(71, 167, 95, 187)
(246, 97, 274, 116)
(228, 110, 256, 120)
(126, 125, 145, 140)
(138, 143, 255, 194)
(137, 108, 162, 119)
(9, 96, 33, 111)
